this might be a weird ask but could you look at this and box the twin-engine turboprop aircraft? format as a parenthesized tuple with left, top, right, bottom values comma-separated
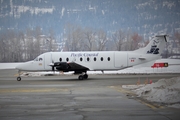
(16, 35, 167, 81)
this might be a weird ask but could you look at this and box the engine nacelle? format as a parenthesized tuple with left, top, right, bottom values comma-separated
(54, 62, 70, 71)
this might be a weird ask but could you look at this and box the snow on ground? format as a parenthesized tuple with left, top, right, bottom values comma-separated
(21, 71, 74, 77)
(122, 77, 180, 108)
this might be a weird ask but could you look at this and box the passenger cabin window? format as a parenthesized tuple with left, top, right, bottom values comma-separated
(66, 58, 69, 62)
(94, 57, 96, 61)
(101, 57, 103, 61)
(59, 58, 62, 62)
(80, 57, 83, 61)
(107, 57, 110, 61)
(87, 57, 90, 61)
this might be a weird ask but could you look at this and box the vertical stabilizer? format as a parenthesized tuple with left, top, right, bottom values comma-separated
(134, 35, 167, 55)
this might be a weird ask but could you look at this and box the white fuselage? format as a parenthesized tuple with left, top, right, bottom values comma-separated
(17, 51, 160, 71)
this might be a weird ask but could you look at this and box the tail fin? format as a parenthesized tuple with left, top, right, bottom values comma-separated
(134, 35, 167, 55)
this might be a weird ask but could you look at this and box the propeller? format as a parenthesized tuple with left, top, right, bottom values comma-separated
(49, 59, 55, 72)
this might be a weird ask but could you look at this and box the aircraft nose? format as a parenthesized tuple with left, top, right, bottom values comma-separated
(15, 61, 35, 71)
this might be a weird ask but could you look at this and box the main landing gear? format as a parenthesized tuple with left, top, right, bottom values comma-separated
(78, 73, 88, 80)
(17, 70, 22, 81)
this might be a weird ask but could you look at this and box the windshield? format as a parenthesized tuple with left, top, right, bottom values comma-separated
(34, 57, 38, 61)
(34, 57, 43, 61)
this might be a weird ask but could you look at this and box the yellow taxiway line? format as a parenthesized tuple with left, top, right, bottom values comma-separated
(0, 88, 69, 93)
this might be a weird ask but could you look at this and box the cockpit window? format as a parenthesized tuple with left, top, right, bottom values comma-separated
(34, 57, 43, 61)
(39, 58, 43, 61)
(34, 57, 38, 61)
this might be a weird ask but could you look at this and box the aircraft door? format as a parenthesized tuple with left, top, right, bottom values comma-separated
(114, 52, 128, 68)
(44, 52, 52, 70)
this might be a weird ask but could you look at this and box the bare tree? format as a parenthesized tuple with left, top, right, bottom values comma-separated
(0, 31, 7, 62)
(0, 30, 24, 62)
(124, 30, 132, 51)
(95, 29, 108, 51)
(64, 24, 84, 51)
(25, 28, 37, 60)
(11, 31, 24, 62)
(46, 28, 54, 52)
(0, 27, 61, 62)
(112, 29, 125, 51)
(18, 31, 26, 61)
(72, 27, 84, 51)
(64, 24, 74, 51)
(174, 32, 180, 54)
(131, 33, 143, 50)
(124, 32, 142, 51)
(83, 28, 95, 51)
(34, 26, 42, 55)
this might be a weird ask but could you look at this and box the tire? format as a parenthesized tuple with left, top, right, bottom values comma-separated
(83, 74, 88, 79)
(78, 75, 84, 80)
(17, 77, 21, 81)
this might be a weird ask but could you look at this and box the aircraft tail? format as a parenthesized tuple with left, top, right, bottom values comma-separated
(134, 35, 167, 55)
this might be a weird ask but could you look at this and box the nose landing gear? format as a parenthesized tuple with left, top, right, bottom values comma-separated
(17, 70, 22, 81)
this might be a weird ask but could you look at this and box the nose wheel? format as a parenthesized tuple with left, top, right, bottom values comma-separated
(17, 70, 22, 81)
(17, 77, 21, 81)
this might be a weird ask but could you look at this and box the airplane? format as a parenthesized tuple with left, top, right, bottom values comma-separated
(15, 35, 167, 81)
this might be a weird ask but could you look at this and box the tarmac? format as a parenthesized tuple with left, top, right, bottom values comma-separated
(0, 69, 180, 120)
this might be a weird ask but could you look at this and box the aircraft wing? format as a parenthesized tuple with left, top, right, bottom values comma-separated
(68, 62, 89, 71)
(54, 62, 89, 72)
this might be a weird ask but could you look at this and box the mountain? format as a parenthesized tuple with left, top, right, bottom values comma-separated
(0, 0, 180, 39)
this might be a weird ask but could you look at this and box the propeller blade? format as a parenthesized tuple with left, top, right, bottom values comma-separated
(52, 66, 55, 71)
(49, 59, 55, 71)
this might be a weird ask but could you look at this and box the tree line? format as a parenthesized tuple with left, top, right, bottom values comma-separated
(63, 24, 144, 52)
(0, 27, 57, 62)
(0, 24, 180, 62)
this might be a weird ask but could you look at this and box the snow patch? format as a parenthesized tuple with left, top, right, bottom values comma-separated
(61, 7, 65, 18)
(102, 10, 105, 15)
(13, 5, 55, 18)
(122, 77, 180, 108)
(21, 71, 74, 77)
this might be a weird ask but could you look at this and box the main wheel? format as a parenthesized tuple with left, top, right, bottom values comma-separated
(78, 75, 84, 80)
(17, 77, 21, 81)
(83, 74, 88, 79)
